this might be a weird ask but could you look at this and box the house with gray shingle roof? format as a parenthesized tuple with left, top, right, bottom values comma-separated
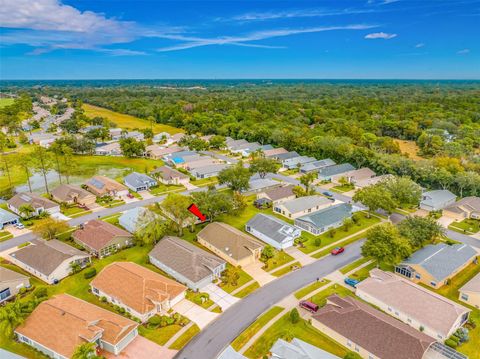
(283, 156, 317, 170)
(459, 272, 480, 309)
(420, 190, 457, 211)
(271, 151, 300, 163)
(317, 163, 355, 181)
(149, 236, 226, 291)
(124, 172, 157, 192)
(294, 203, 353, 235)
(273, 195, 332, 219)
(299, 159, 336, 174)
(0, 267, 30, 304)
(7, 192, 60, 218)
(246, 214, 301, 250)
(0, 208, 19, 230)
(395, 243, 478, 288)
(270, 338, 340, 359)
(444, 196, 480, 220)
(118, 207, 162, 234)
(191, 163, 229, 179)
(242, 178, 281, 195)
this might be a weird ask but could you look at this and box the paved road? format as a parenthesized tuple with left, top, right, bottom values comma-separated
(176, 239, 364, 359)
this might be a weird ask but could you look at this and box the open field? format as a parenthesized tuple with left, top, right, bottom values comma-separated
(394, 139, 424, 161)
(82, 104, 183, 134)
(0, 98, 15, 108)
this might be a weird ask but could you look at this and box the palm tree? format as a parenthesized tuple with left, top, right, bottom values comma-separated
(18, 204, 35, 218)
(137, 212, 166, 245)
(72, 342, 100, 359)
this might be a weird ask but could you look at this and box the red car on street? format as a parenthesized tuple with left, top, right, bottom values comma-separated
(331, 247, 345, 255)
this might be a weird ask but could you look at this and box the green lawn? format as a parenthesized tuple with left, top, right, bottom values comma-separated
(244, 313, 348, 359)
(219, 264, 255, 293)
(264, 251, 295, 272)
(61, 205, 92, 217)
(331, 184, 355, 193)
(312, 232, 368, 259)
(294, 279, 331, 299)
(231, 306, 284, 351)
(149, 183, 184, 195)
(191, 177, 218, 187)
(340, 257, 370, 274)
(349, 262, 376, 281)
(271, 261, 301, 277)
(101, 213, 122, 225)
(0, 98, 15, 108)
(138, 323, 185, 346)
(185, 290, 215, 310)
(448, 219, 480, 234)
(298, 212, 380, 254)
(234, 282, 260, 298)
(83, 104, 183, 134)
(0, 231, 14, 242)
(169, 324, 200, 350)
(309, 284, 355, 306)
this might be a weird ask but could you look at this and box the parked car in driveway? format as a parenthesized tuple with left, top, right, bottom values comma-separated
(15, 223, 25, 229)
(344, 277, 360, 287)
(331, 247, 345, 255)
(322, 191, 334, 198)
(299, 300, 319, 313)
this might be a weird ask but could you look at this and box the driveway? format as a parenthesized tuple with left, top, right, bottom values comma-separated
(102, 335, 177, 359)
(183, 182, 198, 191)
(437, 215, 455, 227)
(3, 225, 30, 238)
(202, 283, 239, 310)
(138, 190, 155, 199)
(172, 299, 219, 329)
(51, 212, 71, 221)
(285, 246, 315, 266)
(243, 262, 275, 286)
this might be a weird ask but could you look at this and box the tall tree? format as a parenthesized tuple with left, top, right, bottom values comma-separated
(299, 172, 317, 195)
(382, 176, 422, 207)
(136, 211, 166, 245)
(17, 154, 34, 192)
(33, 218, 70, 240)
(249, 156, 280, 178)
(161, 193, 194, 236)
(398, 216, 444, 249)
(218, 161, 251, 193)
(191, 189, 234, 222)
(353, 184, 398, 216)
(362, 223, 412, 265)
(31, 145, 54, 194)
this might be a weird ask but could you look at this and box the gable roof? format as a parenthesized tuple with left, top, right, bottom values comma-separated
(10, 239, 89, 277)
(151, 165, 189, 180)
(270, 338, 340, 359)
(146, 145, 183, 157)
(274, 151, 300, 161)
(193, 163, 229, 176)
(262, 185, 295, 201)
(197, 222, 264, 261)
(72, 220, 132, 251)
(118, 207, 161, 233)
(246, 214, 300, 245)
(318, 163, 355, 177)
(312, 295, 435, 359)
(263, 148, 288, 157)
(0, 208, 19, 223)
(280, 195, 331, 214)
(91, 262, 186, 314)
(149, 236, 226, 283)
(15, 294, 137, 358)
(460, 272, 480, 294)
(342, 167, 376, 181)
(51, 184, 95, 202)
(7, 192, 58, 211)
(401, 243, 477, 282)
(421, 190, 456, 207)
(445, 196, 480, 215)
(296, 203, 352, 228)
(300, 159, 336, 172)
(85, 175, 127, 195)
(124, 172, 156, 188)
(0, 266, 28, 284)
(246, 178, 280, 192)
(357, 269, 471, 338)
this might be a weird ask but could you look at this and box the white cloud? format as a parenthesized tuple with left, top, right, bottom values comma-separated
(157, 24, 377, 52)
(457, 48, 470, 55)
(228, 8, 376, 22)
(364, 32, 397, 39)
(415, 42, 425, 48)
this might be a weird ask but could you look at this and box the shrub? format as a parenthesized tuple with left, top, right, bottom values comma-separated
(147, 315, 161, 328)
(100, 296, 107, 302)
(84, 268, 97, 279)
(289, 308, 300, 324)
(445, 339, 458, 348)
(33, 287, 48, 299)
(314, 238, 321, 247)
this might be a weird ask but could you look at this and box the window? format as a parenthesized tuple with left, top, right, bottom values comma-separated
(430, 281, 437, 287)
(0, 288, 11, 301)
(355, 345, 360, 352)
(387, 307, 392, 312)
(92, 287, 99, 295)
(21, 336, 30, 344)
(395, 311, 399, 316)
(461, 293, 469, 301)
(415, 274, 421, 279)
(407, 318, 412, 323)
(395, 266, 412, 278)
(246, 226, 251, 232)
(346, 340, 351, 347)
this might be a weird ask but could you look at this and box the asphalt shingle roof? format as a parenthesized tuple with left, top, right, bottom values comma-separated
(318, 163, 355, 177)
(296, 203, 352, 228)
(246, 214, 300, 245)
(281, 195, 331, 214)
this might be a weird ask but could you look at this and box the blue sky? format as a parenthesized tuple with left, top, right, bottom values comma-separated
(0, 0, 479, 79)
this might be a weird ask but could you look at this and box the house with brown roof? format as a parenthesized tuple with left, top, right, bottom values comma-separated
(84, 175, 129, 198)
(51, 184, 97, 207)
(7, 192, 60, 218)
(91, 262, 186, 322)
(149, 236, 226, 291)
(257, 184, 296, 205)
(263, 147, 288, 157)
(145, 144, 183, 160)
(356, 269, 470, 341)
(72, 220, 133, 258)
(15, 294, 138, 359)
(151, 165, 190, 186)
(444, 196, 480, 221)
(459, 272, 480, 309)
(330, 167, 376, 185)
(6, 239, 91, 284)
(197, 222, 264, 267)
(312, 295, 436, 359)
(0, 267, 30, 304)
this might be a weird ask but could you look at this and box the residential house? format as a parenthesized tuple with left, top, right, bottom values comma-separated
(28, 133, 58, 148)
(51, 184, 96, 207)
(263, 147, 288, 157)
(395, 243, 478, 288)
(267, 151, 299, 163)
(164, 150, 197, 165)
(243, 178, 281, 195)
(0, 267, 30, 304)
(257, 185, 296, 205)
(6, 239, 91, 284)
(186, 158, 220, 171)
(231, 142, 262, 157)
(294, 203, 353, 235)
(299, 159, 336, 174)
(123, 130, 145, 141)
(317, 163, 356, 181)
(459, 272, 480, 309)
(85, 175, 129, 198)
(444, 197, 480, 220)
(151, 165, 190, 186)
(192, 163, 229, 179)
(270, 338, 340, 359)
(355, 174, 394, 189)
(217, 346, 247, 359)
(0, 208, 19, 229)
(145, 144, 183, 159)
(273, 195, 332, 219)
(90, 262, 186, 322)
(177, 154, 206, 169)
(72, 219, 133, 258)
(15, 294, 138, 358)
(95, 141, 122, 156)
(419, 190, 457, 211)
(149, 236, 226, 291)
(7, 192, 60, 218)
(109, 127, 123, 140)
(311, 295, 439, 359)
(283, 156, 317, 170)
(197, 222, 264, 267)
(226, 138, 249, 150)
(330, 167, 376, 185)
(119, 207, 161, 234)
(124, 172, 157, 192)
(246, 214, 301, 250)
(171, 133, 185, 143)
(356, 269, 470, 341)
(152, 132, 172, 143)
